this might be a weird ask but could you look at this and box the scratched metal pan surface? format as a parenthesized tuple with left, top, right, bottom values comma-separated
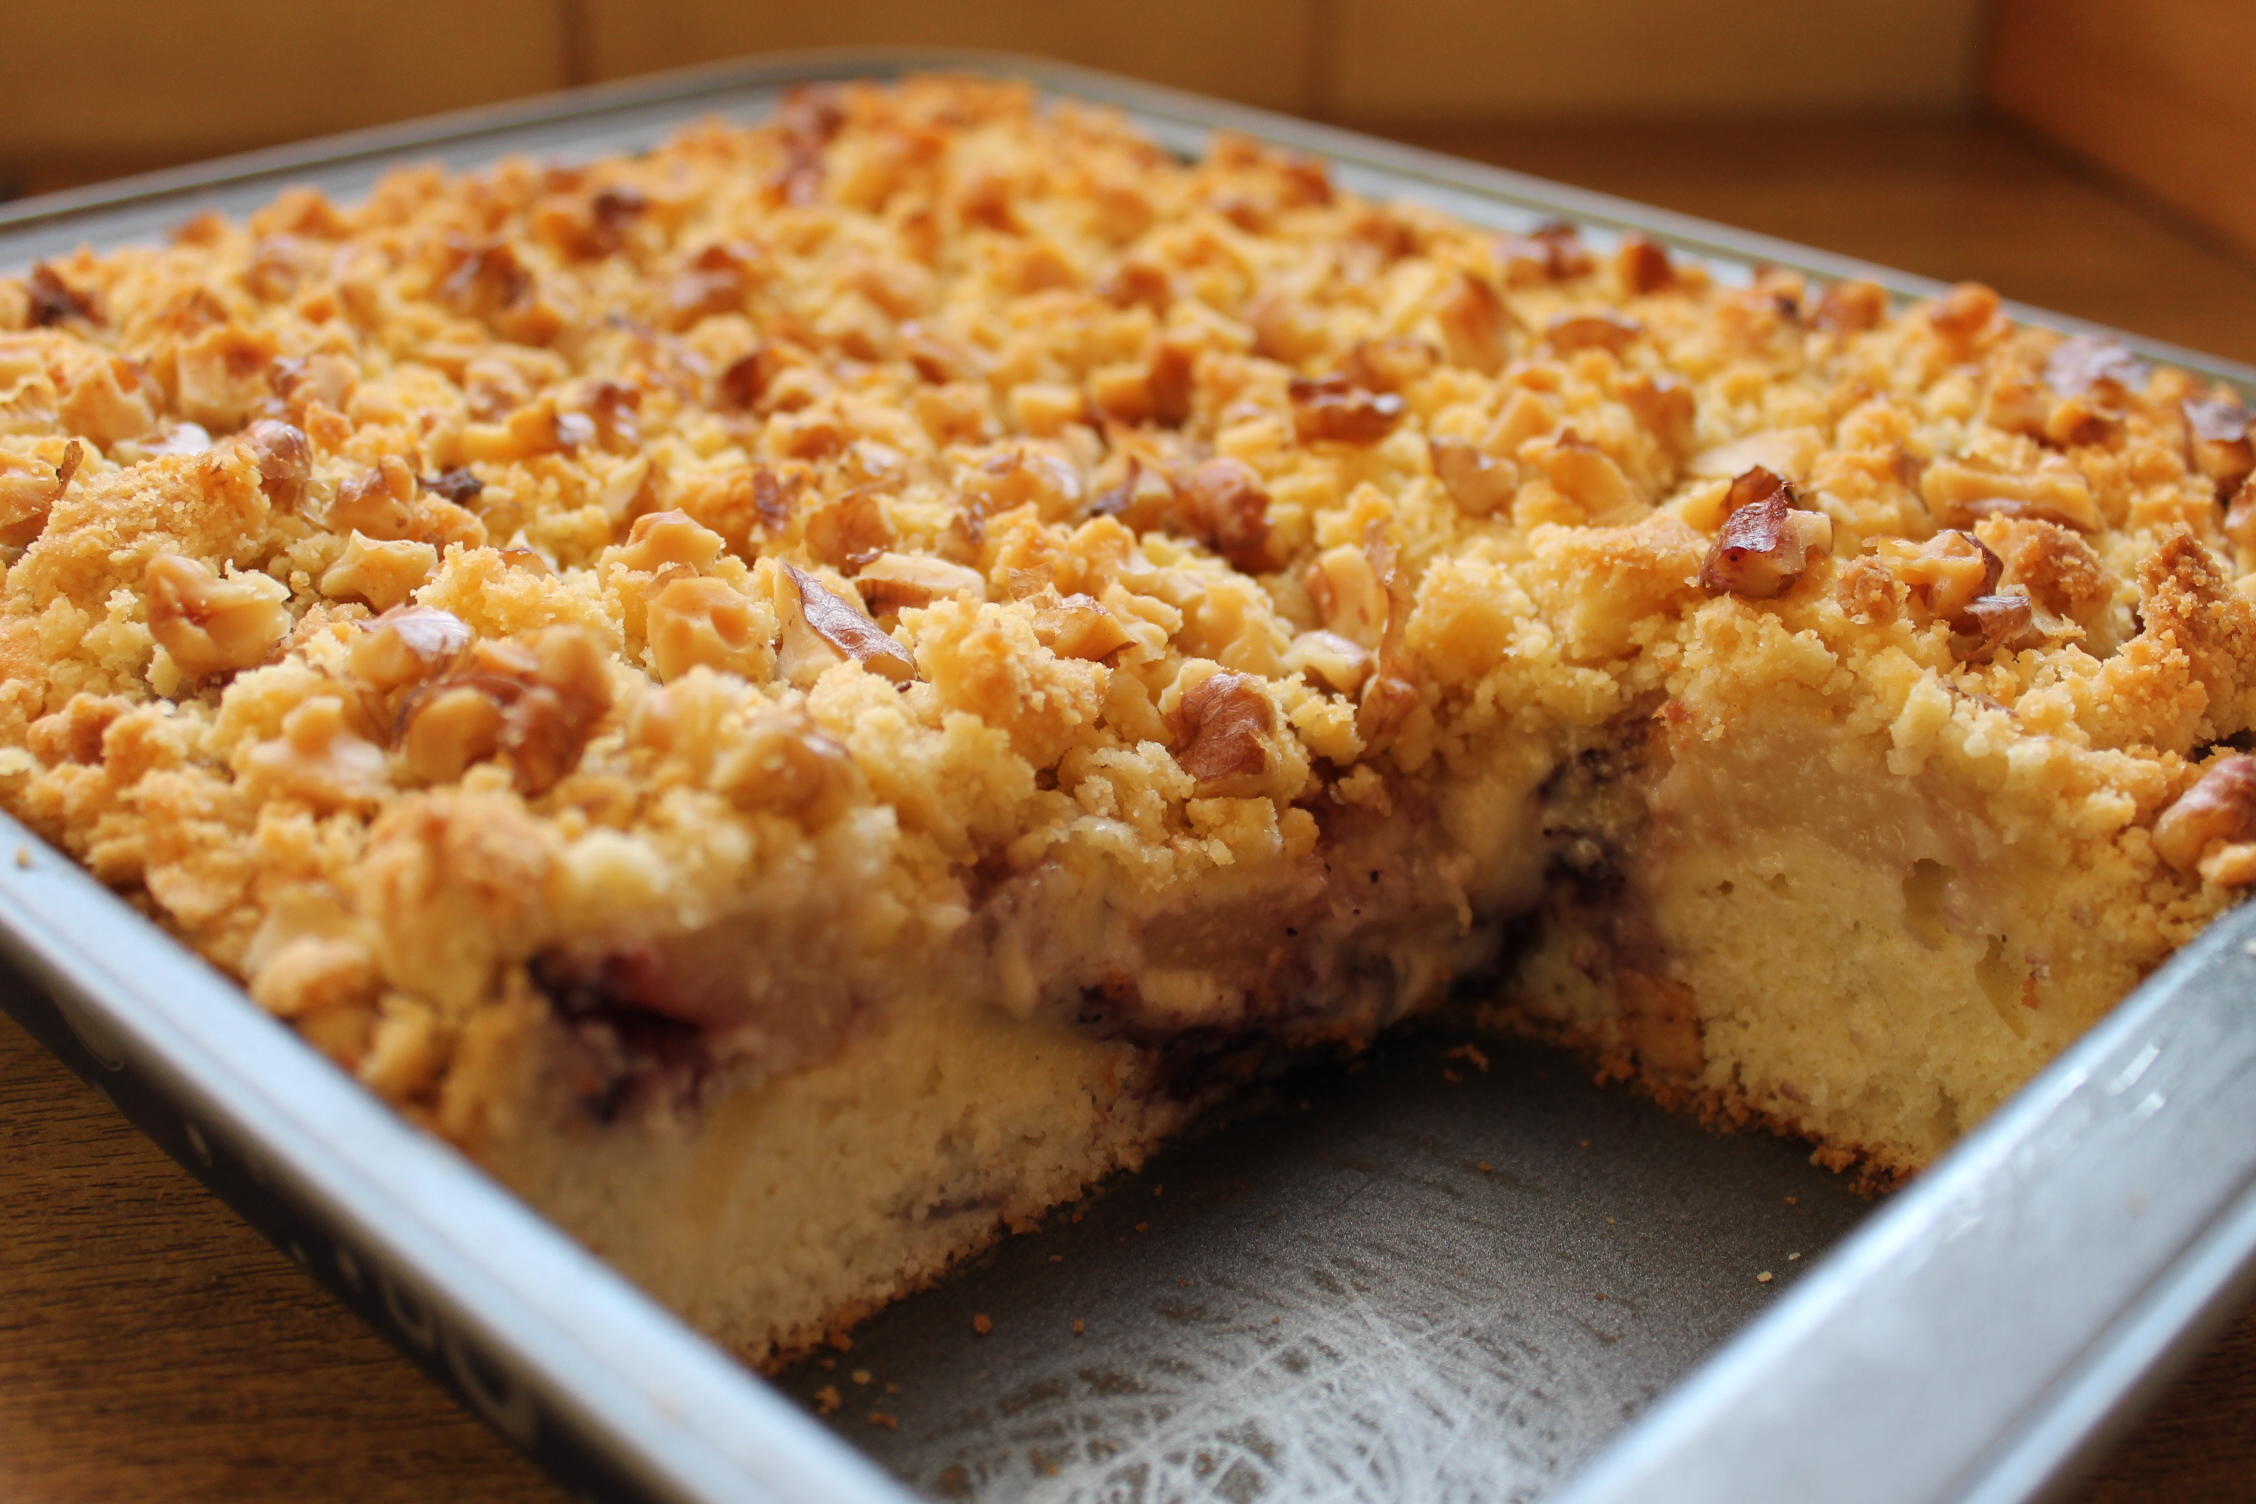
(4, 46, 2256, 1504)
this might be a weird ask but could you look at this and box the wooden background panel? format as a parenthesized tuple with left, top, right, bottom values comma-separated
(1429, 115, 2256, 364)
(1988, 0, 2256, 258)
(0, 0, 568, 163)
(566, 0, 1316, 114)
(1331, 0, 1984, 122)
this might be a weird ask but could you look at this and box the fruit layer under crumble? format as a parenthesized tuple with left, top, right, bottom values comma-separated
(4, 76, 2253, 1358)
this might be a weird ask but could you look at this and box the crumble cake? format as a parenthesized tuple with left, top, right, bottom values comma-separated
(3, 76, 2253, 1364)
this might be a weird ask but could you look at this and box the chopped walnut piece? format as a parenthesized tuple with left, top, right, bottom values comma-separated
(2183, 396, 2255, 492)
(1538, 431, 1638, 516)
(118, 422, 213, 462)
(243, 698, 388, 811)
(1354, 526, 1420, 747)
(2153, 756, 2256, 876)
(1288, 376, 1406, 445)
(399, 684, 509, 785)
(1342, 337, 1440, 394)
(855, 553, 986, 612)
(2043, 336, 2152, 401)
(25, 265, 101, 327)
(619, 510, 726, 574)
(1180, 458, 1277, 572)
(320, 533, 438, 611)
(1435, 272, 1513, 374)
(647, 576, 771, 682)
(1430, 437, 1517, 516)
(779, 564, 916, 685)
(1618, 372, 1697, 454)
(1885, 529, 2002, 629)
(350, 606, 473, 692)
(1921, 458, 2103, 533)
(242, 419, 312, 510)
(397, 628, 612, 792)
(1615, 235, 1674, 295)
(144, 554, 291, 678)
(715, 709, 858, 823)
(1814, 279, 1887, 332)
(1287, 629, 1371, 693)
(1545, 311, 1642, 355)
(331, 457, 419, 540)
(1498, 221, 1592, 285)
(1169, 671, 1273, 783)
(1305, 543, 1389, 648)
(1033, 594, 1135, 661)
(1928, 283, 2004, 351)
(1958, 593, 2042, 657)
(1689, 428, 1820, 483)
(0, 439, 80, 532)
(1698, 469, 1828, 600)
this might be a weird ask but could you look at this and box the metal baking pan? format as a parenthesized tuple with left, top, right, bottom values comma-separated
(5, 47, 2256, 1504)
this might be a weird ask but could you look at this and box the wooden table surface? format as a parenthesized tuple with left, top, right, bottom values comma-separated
(6, 110, 2256, 1503)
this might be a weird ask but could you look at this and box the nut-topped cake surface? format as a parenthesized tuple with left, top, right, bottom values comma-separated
(3, 75, 2252, 1359)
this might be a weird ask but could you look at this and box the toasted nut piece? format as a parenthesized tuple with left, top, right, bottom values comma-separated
(1618, 372, 1697, 454)
(243, 698, 388, 810)
(350, 606, 472, 691)
(779, 564, 915, 686)
(1928, 283, 2004, 350)
(320, 532, 437, 611)
(331, 457, 419, 540)
(1885, 529, 2002, 628)
(243, 419, 312, 510)
(60, 356, 158, 446)
(1181, 457, 1277, 572)
(1289, 376, 1406, 445)
(1354, 525, 1419, 747)
(422, 467, 484, 507)
(1435, 272, 1513, 374)
(1698, 468, 1828, 600)
(964, 450, 1086, 522)
(1342, 337, 1440, 394)
(1814, 279, 1887, 332)
(646, 576, 770, 682)
(2184, 395, 2255, 492)
(1033, 593, 1135, 661)
(1430, 436, 1517, 517)
(24, 264, 99, 327)
(1169, 670, 1273, 782)
(397, 629, 612, 792)
(2154, 756, 2256, 875)
(0, 439, 80, 531)
(1287, 629, 1372, 693)
(114, 422, 213, 463)
(1689, 428, 1822, 483)
(718, 710, 858, 823)
(1306, 542, 1389, 648)
(2044, 337, 2151, 400)
(855, 553, 986, 613)
(1615, 235, 1674, 295)
(801, 490, 894, 569)
(1544, 311, 1642, 355)
(1959, 593, 2042, 657)
(400, 683, 508, 784)
(619, 510, 726, 574)
(1497, 222, 1592, 285)
(1921, 457, 2102, 533)
(145, 554, 291, 677)
(1538, 431, 1637, 516)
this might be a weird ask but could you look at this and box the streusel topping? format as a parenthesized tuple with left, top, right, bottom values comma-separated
(2, 77, 2248, 1137)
